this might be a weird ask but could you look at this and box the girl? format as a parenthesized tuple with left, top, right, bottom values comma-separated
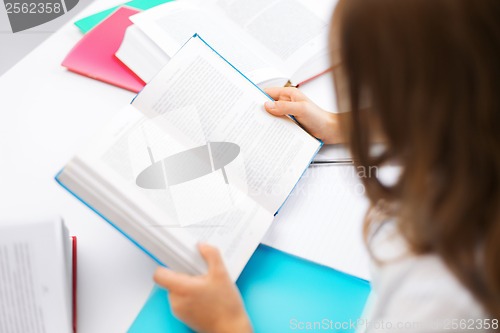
(153, 0, 500, 331)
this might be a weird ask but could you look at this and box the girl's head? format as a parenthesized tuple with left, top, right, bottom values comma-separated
(332, 0, 499, 316)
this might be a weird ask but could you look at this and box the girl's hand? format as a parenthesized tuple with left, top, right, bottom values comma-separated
(153, 244, 252, 333)
(264, 87, 348, 144)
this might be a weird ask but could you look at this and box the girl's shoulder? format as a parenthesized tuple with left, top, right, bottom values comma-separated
(362, 223, 490, 332)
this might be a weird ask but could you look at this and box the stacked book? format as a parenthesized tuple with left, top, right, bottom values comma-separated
(62, 0, 336, 92)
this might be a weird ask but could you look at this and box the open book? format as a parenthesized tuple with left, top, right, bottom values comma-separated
(57, 35, 321, 281)
(0, 217, 77, 333)
(116, 0, 337, 87)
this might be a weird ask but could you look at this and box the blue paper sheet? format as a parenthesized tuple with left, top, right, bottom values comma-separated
(128, 245, 370, 333)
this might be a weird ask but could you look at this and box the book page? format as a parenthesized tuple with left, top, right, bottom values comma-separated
(212, 0, 331, 73)
(132, 35, 321, 214)
(0, 218, 73, 333)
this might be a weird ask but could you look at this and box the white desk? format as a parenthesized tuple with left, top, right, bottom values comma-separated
(0, 1, 341, 331)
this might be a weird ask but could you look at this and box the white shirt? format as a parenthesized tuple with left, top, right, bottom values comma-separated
(359, 223, 492, 333)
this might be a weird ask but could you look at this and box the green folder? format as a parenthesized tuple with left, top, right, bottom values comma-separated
(75, 0, 172, 33)
(128, 245, 371, 333)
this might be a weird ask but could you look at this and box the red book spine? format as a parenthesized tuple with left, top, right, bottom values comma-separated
(71, 236, 78, 333)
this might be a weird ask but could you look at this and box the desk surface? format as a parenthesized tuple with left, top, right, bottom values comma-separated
(0, 1, 341, 332)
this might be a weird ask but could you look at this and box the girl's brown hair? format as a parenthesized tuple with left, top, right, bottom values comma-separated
(334, 0, 500, 316)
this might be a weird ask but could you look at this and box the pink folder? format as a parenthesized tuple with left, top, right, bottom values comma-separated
(62, 7, 146, 92)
